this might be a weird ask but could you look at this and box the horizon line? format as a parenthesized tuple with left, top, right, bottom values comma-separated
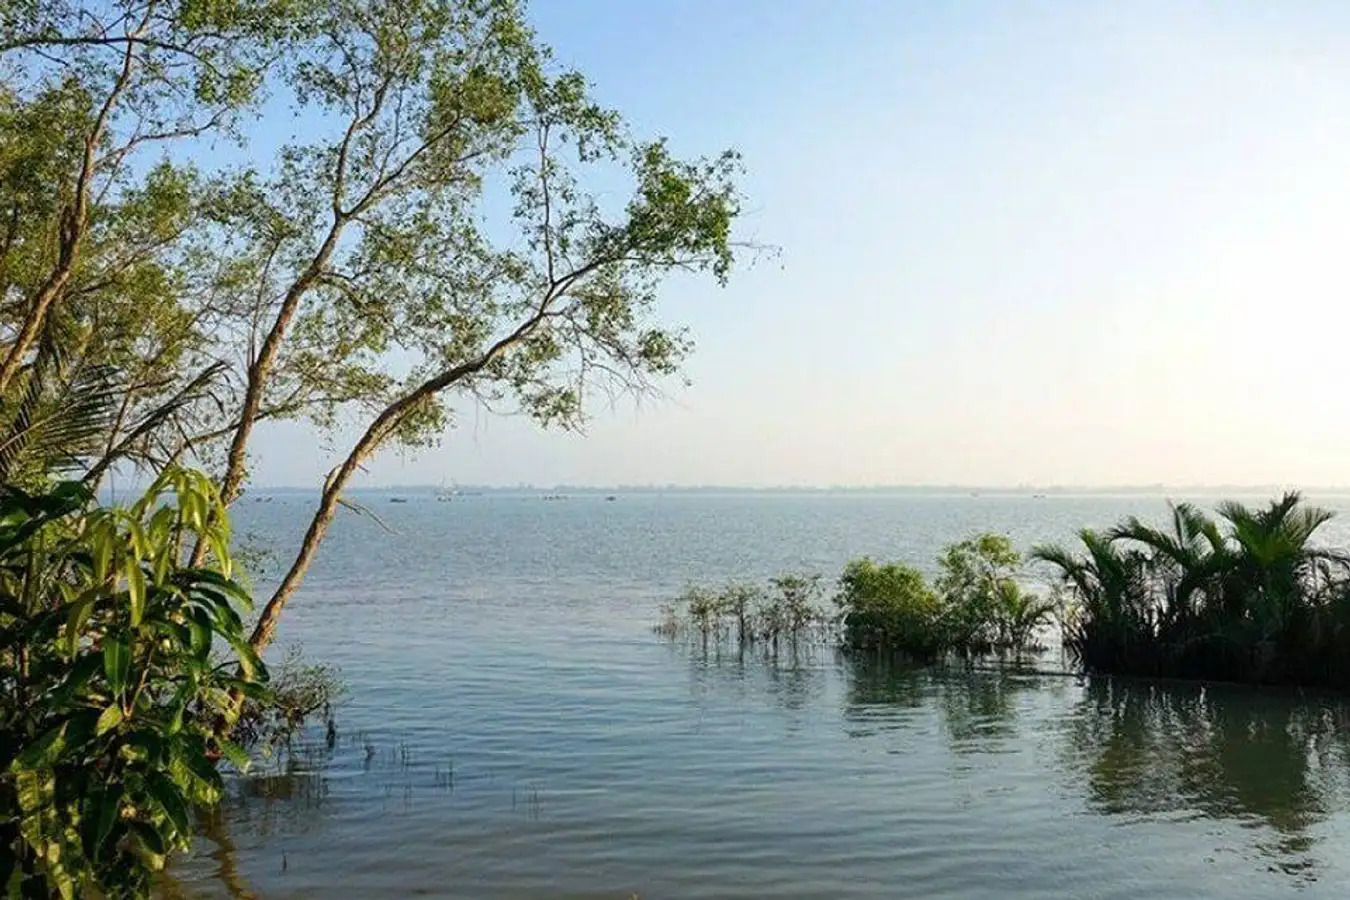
(234, 481, 1350, 494)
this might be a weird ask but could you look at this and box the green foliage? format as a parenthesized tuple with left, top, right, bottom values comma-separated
(1036, 493, 1350, 687)
(935, 533, 1053, 652)
(3, 0, 750, 658)
(665, 534, 1053, 661)
(0, 468, 268, 898)
(836, 559, 943, 657)
(656, 575, 829, 649)
(836, 535, 1051, 658)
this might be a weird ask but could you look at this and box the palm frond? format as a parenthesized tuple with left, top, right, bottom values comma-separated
(82, 361, 228, 486)
(0, 356, 120, 482)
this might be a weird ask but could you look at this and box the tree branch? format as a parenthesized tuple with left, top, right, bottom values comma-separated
(0, 4, 151, 394)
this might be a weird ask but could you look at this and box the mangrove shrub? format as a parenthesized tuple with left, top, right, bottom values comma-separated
(836, 559, 942, 656)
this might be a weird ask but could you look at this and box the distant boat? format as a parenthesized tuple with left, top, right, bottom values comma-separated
(605, 495, 618, 502)
(390, 497, 409, 504)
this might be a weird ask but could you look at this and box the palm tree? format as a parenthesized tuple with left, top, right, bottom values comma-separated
(1032, 529, 1152, 672)
(0, 315, 226, 489)
(1213, 493, 1347, 644)
(1107, 501, 1227, 629)
(1041, 493, 1350, 684)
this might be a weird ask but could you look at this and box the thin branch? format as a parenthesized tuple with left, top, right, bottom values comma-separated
(537, 123, 555, 284)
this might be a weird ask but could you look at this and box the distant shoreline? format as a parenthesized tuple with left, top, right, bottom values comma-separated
(232, 484, 1350, 497)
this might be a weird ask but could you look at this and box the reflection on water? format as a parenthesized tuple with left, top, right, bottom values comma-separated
(168, 492, 1350, 897)
(681, 640, 831, 715)
(1064, 678, 1350, 880)
(172, 650, 1350, 898)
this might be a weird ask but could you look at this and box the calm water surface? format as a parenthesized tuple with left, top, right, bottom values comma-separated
(168, 492, 1350, 898)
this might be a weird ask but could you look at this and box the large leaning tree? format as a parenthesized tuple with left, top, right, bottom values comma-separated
(0, 0, 747, 652)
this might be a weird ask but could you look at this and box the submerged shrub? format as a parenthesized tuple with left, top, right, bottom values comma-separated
(758, 574, 827, 644)
(936, 533, 1053, 652)
(836, 559, 942, 657)
(232, 645, 346, 757)
(655, 576, 829, 649)
(664, 534, 1052, 660)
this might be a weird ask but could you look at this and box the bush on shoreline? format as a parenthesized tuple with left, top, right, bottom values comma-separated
(0, 472, 267, 898)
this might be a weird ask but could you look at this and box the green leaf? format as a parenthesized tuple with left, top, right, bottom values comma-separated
(125, 729, 164, 765)
(166, 681, 194, 734)
(216, 739, 251, 772)
(187, 607, 213, 659)
(153, 545, 171, 586)
(95, 704, 124, 735)
(92, 530, 112, 582)
(180, 746, 225, 796)
(126, 561, 147, 625)
(62, 594, 94, 656)
(128, 519, 149, 560)
(226, 633, 264, 681)
(146, 772, 191, 837)
(51, 865, 74, 900)
(208, 532, 233, 579)
(12, 721, 68, 771)
(127, 821, 167, 870)
(14, 767, 48, 813)
(87, 789, 120, 859)
(103, 638, 130, 694)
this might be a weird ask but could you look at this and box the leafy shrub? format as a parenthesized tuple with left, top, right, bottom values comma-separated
(835, 559, 942, 656)
(662, 534, 1053, 659)
(232, 645, 345, 758)
(936, 533, 1053, 652)
(0, 469, 267, 898)
(1035, 493, 1350, 687)
(757, 574, 828, 644)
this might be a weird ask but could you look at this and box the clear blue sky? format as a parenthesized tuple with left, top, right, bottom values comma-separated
(253, 0, 1350, 488)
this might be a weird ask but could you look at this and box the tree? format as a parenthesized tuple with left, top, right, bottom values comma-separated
(0, 0, 301, 397)
(0, 0, 748, 659)
(934, 532, 1020, 649)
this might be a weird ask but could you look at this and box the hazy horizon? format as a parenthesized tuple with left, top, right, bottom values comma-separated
(242, 1, 1350, 490)
(222, 479, 1350, 495)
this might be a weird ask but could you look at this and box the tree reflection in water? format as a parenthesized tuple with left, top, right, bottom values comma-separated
(158, 741, 336, 899)
(163, 652, 1350, 896)
(1064, 678, 1350, 880)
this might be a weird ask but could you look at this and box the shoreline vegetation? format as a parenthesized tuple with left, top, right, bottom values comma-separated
(658, 533, 1056, 660)
(659, 493, 1350, 693)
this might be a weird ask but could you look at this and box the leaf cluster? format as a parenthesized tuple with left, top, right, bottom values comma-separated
(0, 468, 267, 898)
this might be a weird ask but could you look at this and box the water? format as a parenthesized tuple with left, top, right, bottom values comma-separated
(168, 491, 1350, 898)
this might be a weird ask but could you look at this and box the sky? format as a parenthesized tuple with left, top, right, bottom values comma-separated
(251, 0, 1350, 489)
